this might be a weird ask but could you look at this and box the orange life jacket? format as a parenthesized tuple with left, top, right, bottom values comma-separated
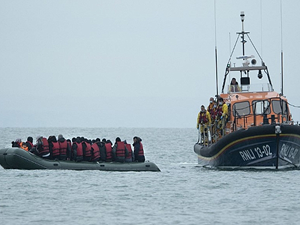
(83, 141, 92, 157)
(138, 142, 144, 156)
(39, 138, 50, 155)
(59, 140, 68, 156)
(74, 142, 83, 157)
(125, 144, 133, 159)
(105, 143, 112, 160)
(116, 141, 125, 158)
(20, 142, 28, 151)
(91, 143, 100, 161)
(52, 141, 60, 157)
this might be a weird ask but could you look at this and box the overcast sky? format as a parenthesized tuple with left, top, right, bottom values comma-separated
(1, 0, 299, 128)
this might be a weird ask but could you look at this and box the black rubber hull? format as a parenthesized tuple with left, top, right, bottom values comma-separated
(0, 148, 160, 172)
(194, 124, 300, 169)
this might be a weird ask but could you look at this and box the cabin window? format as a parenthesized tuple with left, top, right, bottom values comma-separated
(253, 100, 271, 115)
(232, 101, 250, 117)
(272, 100, 288, 115)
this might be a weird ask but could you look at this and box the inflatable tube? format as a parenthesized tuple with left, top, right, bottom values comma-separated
(0, 148, 160, 172)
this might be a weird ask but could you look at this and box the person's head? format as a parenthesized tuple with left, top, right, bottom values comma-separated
(218, 98, 224, 105)
(27, 136, 33, 143)
(116, 137, 121, 143)
(52, 136, 57, 142)
(21, 142, 27, 147)
(231, 78, 237, 85)
(58, 134, 63, 140)
(201, 105, 205, 112)
(133, 136, 141, 143)
(209, 97, 214, 103)
(36, 136, 42, 141)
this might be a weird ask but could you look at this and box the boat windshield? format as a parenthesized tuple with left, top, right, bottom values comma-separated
(253, 100, 271, 115)
(232, 101, 250, 117)
(272, 100, 288, 115)
(227, 83, 273, 93)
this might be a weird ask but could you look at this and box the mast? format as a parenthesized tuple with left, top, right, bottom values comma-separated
(240, 11, 246, 56)
(221, 11, 273, 93)
(280, 0, 284, 96)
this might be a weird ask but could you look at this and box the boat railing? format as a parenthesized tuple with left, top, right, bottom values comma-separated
(198, 118, 227, 145)
(200, 98, 293, 144)
(198, 112, 292, 145)
(227, 83, 273, 93)
(230, 110, 291, 132)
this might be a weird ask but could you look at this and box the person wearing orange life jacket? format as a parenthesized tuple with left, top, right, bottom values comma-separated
(96, 138, 107, 162)
(58, 134, 70, 161)
(20, 142, 29, 151)
(48, 135, 60, 160)
(91, 139, 101, 162)
(82, 139, 92, 161)
(35, 136, 51, 159)
(104, 139, 113, 162)
(124, 140, 133, 162)
(66, 139, 72, 160)
(133, 136, 145, 162)
(112, 137, 128, 163)
(72, 137, 83, 162)
(25, 137, 34, 151)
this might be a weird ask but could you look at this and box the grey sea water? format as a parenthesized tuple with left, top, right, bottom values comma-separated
(0, 127, 300, 225)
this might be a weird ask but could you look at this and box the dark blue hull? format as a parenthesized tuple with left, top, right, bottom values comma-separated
(194, 124, 300, 169)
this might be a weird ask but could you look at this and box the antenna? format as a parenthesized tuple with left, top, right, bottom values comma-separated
(229, 32, 231, 55)
(260, 0, 263, 58)
(214, 0, 219, 96)
(280, 0, 284, 96)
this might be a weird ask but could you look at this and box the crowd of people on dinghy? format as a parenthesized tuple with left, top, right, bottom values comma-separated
(11, 135, 145, 163)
